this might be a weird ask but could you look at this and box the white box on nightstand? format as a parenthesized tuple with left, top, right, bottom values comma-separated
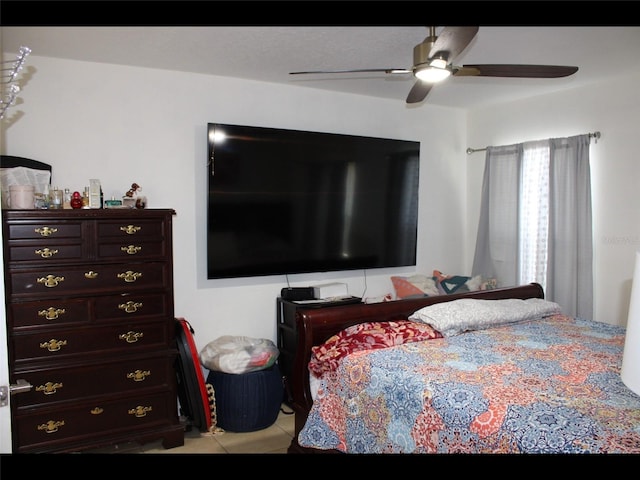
(312, 282, 348, 299)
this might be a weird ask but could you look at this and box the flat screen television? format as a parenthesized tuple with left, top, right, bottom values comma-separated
(207, 123, 420, 279)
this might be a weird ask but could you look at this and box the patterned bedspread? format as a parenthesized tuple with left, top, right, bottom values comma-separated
(298, 314, 640, 453)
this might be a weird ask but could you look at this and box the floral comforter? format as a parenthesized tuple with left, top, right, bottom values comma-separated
(298, 314, 640, 453)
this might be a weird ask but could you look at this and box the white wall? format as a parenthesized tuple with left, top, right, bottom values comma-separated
(4, 54, 637, 354)
(466, 72, 640, 327)
(1, 56, 469, 350)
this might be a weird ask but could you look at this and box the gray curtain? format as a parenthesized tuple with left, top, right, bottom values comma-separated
(472, 134, 593, 319)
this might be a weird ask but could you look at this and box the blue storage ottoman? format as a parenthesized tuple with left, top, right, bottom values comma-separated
(206, 364, 283, 432)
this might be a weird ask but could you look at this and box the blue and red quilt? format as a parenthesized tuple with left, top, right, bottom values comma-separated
(298, 314, 640, 453)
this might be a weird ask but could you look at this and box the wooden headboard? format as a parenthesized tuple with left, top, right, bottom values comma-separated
(287, 282, 544, 452)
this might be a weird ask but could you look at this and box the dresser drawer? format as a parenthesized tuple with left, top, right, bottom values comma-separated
(6, 221, 82, 240)
(98, 219, 164, 239)
(94, 292, 171, 322)
(14, 390, 179, 453)
(11, 320, 171, 364)
(11, 353, 177, 409)
(9, 292, 170, 330)
(97, 239, 166, 260)
(5, 242, 84, 264)
(8, 262, 170, 297)
(10, 298, 90, 330)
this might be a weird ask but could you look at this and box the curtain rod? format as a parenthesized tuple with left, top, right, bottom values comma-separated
(466, 131, 601, 155)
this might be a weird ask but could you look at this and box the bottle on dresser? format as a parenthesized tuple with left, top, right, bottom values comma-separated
(82, 187, 90, 208)
(50, 186, 63, 209)
(89, 179, 101, 208)
(63, 188, 72, 209)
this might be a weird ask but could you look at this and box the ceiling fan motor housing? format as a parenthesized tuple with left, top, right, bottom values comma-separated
(413, 37, 436, 70)
(414, 35, 450, 74)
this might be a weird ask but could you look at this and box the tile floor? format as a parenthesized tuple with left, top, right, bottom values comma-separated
(84, 403, 296, 454)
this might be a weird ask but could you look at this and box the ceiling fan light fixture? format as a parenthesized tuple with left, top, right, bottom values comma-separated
(415, 58, 451, 83)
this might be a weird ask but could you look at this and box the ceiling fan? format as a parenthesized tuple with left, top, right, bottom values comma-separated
(289, 27, 579, 104)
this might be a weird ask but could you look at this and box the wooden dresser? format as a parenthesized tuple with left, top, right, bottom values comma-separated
(2, 208, 184, 453)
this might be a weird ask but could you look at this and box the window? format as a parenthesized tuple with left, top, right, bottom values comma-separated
(519, 140, 549, 290)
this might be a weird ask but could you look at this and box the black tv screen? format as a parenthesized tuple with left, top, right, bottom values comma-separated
(207, 123, 420, 279)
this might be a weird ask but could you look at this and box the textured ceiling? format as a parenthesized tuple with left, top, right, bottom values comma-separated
(3, 25, 640, 109)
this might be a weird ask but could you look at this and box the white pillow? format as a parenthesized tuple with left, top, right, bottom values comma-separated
(408, 298, 562, 337)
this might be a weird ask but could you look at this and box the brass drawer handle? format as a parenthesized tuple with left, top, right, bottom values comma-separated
(84, 271, 98, 279)
(35, 381, 63, 395)
(121, 245, 142, 255)
(34, 226, 58, 237)
(34, 248, 58, 259)
(128, 405, 152, 418)
(117, 271, 142, 283)
(91, 407, 104, 415)
(127, 370, 151, 382)
(38, 307, 66, 320)
(120, 225, 141, 235)
(37, 275, 64, 288)
(119, 331, 143, 343)
(40, 339, 68, 352)
(119, 301, 143, 313)
(37, 420, 65, 434)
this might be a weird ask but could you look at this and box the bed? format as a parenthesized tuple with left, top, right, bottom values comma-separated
(286, 283, 640, 454)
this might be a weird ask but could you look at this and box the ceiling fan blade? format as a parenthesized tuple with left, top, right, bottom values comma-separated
(454, 64, 579, 78)
(406, 81, 433, 104)
(429, 26, 479, 62)
(290, 68, 411, 75)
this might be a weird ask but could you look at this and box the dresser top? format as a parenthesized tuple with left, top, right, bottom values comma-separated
(2, 208, 176, 221)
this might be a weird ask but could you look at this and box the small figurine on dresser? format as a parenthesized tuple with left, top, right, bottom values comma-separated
(70, 191, 83, 209)
(123, 182, 146, 209)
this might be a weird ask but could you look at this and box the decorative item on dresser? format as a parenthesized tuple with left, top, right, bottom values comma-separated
(2, 208, 184, 453)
